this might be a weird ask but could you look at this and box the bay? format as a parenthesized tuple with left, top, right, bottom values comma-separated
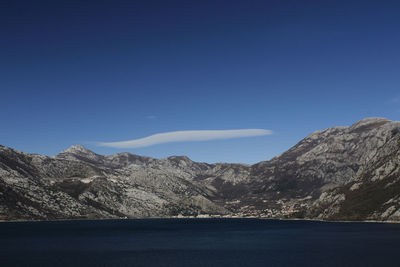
(0, 218, 399, 267)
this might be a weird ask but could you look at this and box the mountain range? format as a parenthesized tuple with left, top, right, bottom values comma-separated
(0, 117, 399, 222)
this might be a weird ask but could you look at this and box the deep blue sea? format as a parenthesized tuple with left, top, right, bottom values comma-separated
(0, 218, 399, 267)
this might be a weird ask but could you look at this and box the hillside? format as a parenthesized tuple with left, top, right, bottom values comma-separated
(0, 117, 399, 222)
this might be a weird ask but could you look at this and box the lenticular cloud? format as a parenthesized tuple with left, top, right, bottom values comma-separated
(98, 129, 272, 149)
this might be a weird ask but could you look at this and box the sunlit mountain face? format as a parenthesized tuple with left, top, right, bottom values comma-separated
(1, 118, 399, 222)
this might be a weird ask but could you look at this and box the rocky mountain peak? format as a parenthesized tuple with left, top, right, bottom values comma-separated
(167, 155, 192, 162)
(62, 145, 94, 154)
(56, 145, 104, 164)
(349, 117, 391, 132)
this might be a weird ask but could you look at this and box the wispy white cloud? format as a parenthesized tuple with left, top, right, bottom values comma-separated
(98, 129, 273, 149)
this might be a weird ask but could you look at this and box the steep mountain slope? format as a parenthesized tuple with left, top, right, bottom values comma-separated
(218, 117, 400, 218)
(305, 125, 400, 221)
(0, 117, 399, 222)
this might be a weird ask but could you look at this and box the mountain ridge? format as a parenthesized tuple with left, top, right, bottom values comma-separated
(0, 117, 399, 221)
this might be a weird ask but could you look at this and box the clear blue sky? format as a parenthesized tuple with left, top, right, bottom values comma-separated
(1, 0, 400, 163)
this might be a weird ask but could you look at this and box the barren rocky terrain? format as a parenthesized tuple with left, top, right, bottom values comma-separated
(1, 117, 399, 222)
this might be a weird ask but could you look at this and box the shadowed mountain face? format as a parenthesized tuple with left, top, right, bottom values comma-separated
(0, 118, 399, 222)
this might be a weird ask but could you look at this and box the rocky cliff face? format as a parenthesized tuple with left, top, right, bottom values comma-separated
(0, 117, 399, 222)
(305, 121, 400, 221)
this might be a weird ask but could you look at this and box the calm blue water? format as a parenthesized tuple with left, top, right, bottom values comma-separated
(0, 218, 399, 267)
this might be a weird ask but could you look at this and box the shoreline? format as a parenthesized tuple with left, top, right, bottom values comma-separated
(1, 216, 399, 224)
